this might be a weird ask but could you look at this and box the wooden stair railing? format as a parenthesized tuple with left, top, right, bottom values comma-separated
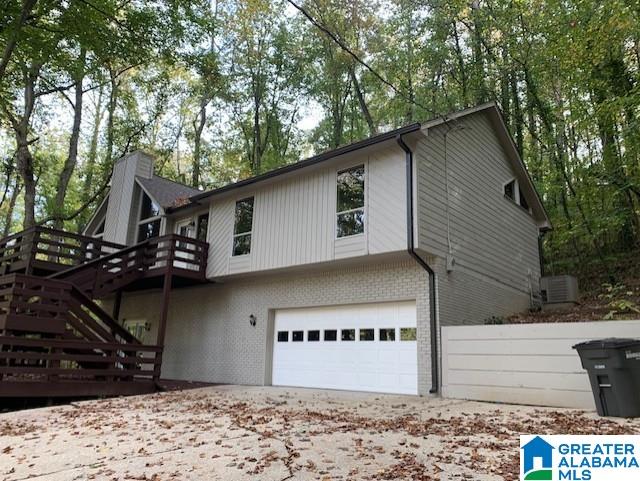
(0, 274, 161, 386)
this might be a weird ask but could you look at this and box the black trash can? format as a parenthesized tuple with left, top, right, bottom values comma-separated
(573, 338, 640, 418)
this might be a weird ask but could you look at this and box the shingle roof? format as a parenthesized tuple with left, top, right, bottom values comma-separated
(136, 175, 201, 209)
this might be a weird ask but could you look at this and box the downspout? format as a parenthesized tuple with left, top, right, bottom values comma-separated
(396, 134, 439, 395)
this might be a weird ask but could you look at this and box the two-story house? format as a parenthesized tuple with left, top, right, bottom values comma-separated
(77, 102, 550, 397)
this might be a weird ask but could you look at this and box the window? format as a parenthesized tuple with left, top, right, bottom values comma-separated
(336, 165, 365, 237)
(140, 193, 160, 219)
(137, 192, 161, 242)
(324, 329, 337, 341)
(94, 219, 105, 237)
(400, 328, 417, 341)
(504, 179, 531, 212)
(379, 328, 396, 341)
(341, 329, 355, 341)
(503, 180, 516, 201)
(292, 331, 304, 342)
(277, 331, 288, 342)
(124, 319, 148, 343)
(138, 219, 160, 241)
(232, 197, 254, 256)
(359, 329, 374, 341)
(196, 213, 209, 242)
(308, 330, 320, 342)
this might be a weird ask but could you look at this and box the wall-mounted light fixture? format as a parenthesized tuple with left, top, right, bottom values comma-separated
(249, 314, 257, 327)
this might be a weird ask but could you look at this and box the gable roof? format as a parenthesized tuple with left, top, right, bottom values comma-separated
(185, 122, 422, 206)
(421, 102, 550, 230)
(136, 175, 201, 209)
(169, 102, 550, 230)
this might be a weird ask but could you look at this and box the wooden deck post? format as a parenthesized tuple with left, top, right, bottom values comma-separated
(157, 272, 172, 348)
(154, 240, 175, 382)
(112, 289, 123, 321)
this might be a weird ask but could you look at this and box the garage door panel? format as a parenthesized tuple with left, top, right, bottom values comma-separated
(272, 301, 418, 395)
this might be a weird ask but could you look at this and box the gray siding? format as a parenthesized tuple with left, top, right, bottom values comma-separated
(116, 259, 433, 395)
(103, 151, 155, 245)
(416, 111, 541, 299)
(432, 256, 532, 327)
(206, 146, 407, 278)
(126, 184, 142, 245)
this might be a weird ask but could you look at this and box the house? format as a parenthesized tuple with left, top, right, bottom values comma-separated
(0, 102, 550, 398)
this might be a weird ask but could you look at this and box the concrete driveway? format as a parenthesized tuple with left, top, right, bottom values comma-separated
(1, 385, 638, 481)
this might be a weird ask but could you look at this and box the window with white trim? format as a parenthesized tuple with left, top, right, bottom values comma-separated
(94, 219, 105, 239)
(503, 178, 531, 212)
(336, 165, 365, 237)
(503, 179, 516, 202)
(232, 197, 254, 256)
(137, 192, 161, 241)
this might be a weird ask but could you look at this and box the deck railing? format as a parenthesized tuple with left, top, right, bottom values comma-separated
(0, 227, 125, 274)
(0, 274, 162, 391)
(52, 233, 209, 297)
(0, 228, 209, 397)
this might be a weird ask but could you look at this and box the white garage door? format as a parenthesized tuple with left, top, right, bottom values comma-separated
(272, 301, 417, 395)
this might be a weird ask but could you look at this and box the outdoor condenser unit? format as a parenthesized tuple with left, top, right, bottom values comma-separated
(540, 275, 579, 304)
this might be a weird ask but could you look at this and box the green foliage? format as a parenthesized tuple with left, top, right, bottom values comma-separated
(0, 0, 637, 262)
(599, 283, 640, 319)
(484, 316, 506, 325)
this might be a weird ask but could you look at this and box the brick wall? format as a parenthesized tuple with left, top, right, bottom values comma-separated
(117, 259, 434, 395)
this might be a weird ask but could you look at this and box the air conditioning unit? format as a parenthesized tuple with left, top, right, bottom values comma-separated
(540, 275, 579, 305)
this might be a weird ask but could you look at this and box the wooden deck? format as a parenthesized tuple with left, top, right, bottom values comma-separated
(0, 228, 210, 398)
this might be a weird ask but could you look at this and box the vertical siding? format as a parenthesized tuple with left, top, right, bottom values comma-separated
(368, 146, 407, 254)
(416, 112, 540, 297)
(103, 152, 155, 245)
(208, 197, 235, 277)
(126, 184, 141, 245)
(135, 154, 154, 179)
(206, 146, 407, 278)
(103, 160, 125, 243)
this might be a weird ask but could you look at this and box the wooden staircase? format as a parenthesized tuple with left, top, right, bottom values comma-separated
(0, 228, 209, 398)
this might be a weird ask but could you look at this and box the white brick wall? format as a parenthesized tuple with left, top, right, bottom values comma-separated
(117, 259, 434, 395)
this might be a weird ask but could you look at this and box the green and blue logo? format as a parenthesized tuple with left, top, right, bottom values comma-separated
(520, 435, 640, 481)
(521, 436, 554, 480)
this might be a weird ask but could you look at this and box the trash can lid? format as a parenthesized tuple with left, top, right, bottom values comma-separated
(572, 338, 640, 350)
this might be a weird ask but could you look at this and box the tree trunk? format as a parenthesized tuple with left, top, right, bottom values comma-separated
(12, 65, 39, 229)
(451, 21, 469, 106)
(53, 48, 86, 230)
(470, 1, 487, 103)
(2, 181, 21, 237)
(192, 98, 207, 187)
(104, 67, 119, 180)
(349, 66, 376, 136)
(82, 84, 104, 206)
(0, 0, 37, 82)
(510, 67, 524, 157)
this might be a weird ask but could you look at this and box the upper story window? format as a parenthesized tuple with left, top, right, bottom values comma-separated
(94, 219, 105, 238)
(232, 197, 254, 256)
(503, 178, 531, 212)
(336, 165, 365, 238)
(196, 213, 209, 242)
(137, 192, 161, 241)
(504, 179, 516, 201)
